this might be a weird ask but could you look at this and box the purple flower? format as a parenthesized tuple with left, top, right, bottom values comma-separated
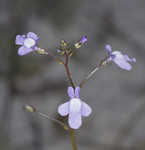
(105, 44, 136, 71)
(80, 36, 87, 44)
(15, 32, 39, 56)
(58, 87, 92, 129)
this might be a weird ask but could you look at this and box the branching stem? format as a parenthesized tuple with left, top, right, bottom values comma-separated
(63, 51, 77, 150)
(64, 52, 75, 89)
(79, 57, 108, 87)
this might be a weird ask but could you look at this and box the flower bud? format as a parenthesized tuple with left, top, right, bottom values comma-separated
(24, 105, 36, 113)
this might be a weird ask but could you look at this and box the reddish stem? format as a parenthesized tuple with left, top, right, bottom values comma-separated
(64, 52, 75, 89)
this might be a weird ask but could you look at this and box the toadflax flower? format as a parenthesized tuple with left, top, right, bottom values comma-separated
(15, 32, 39, 56)
(105, 44, 136, 71)
(75, 36, 87, 49)
(80, 36, 87, 44)
(58, 86, 92, 129)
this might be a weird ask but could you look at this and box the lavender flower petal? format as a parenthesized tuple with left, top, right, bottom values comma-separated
(57, 49, 61, 53)
(58, 102, 69, 116)
(113, 55, 132, 71)
(68, 112, 82, 129)
(132, 58, 136, 62)
(124, 54, 136, 63)
(81, 101, 92, 117)
(27, 32, 39, 41)
(75, 87, 80, 98)
(18, 46, 33, 56)
(15, 35, 25, 45)
(80, 36, 87, 44)
(105, 44, 112, 54)
(68, 87, 75, 98)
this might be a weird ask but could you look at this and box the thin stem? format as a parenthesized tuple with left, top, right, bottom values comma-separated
(64, 64, 75, 89)
(63, 51, 77, 150)
(37, 48, 64, 64)
(69, 129, 78, 150)
(64, 52, 75, 89)
(79, 57, 108, 88)
(47, 52, 64, 64)
(36, 111, 68, 129)
(37, 47, 78, 150)
(24, 104, 69, 130)
(79, 66, 99, 88)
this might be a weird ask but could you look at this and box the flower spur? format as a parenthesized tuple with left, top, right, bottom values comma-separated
(58, 87, 92, 129)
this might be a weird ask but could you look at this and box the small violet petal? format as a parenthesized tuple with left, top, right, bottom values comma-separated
(27, 32, 39, 41)
(105, 44, 112, 54)
(113, 55, 132, 71)
(67, 87, 75, 98)
(15, 35, 25, 45)
(58, 102, 69, 116)
(81, 101, 92, 117)
(80, 36, 87, 44)
(124, 54, 136, 63)
(18, 46, 33, 56)
(75, 87, 80, 98)
(69, 112, 82, 129)
(132, 58, 136, 63)
(57, 49, 61, 53)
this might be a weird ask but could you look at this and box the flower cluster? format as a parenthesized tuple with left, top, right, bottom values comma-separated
(15, 32, 136, 129)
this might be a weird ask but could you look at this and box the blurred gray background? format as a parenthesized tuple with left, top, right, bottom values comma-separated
(0, 0, 144, 150)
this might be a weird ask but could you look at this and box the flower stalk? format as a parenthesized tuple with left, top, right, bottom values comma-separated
(79, 57, 108, 87)
(16, 33, 136, 150)
(62, 51, 78, 150)
(24, 104, 69, 130)
(69, 129, 78, 150)
(64, 51, 75, 89)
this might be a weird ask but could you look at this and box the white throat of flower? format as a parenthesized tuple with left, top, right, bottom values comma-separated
(70, 98, 81, 113)
(112, 51, 122, 58)
(24, 38, 36, 48)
